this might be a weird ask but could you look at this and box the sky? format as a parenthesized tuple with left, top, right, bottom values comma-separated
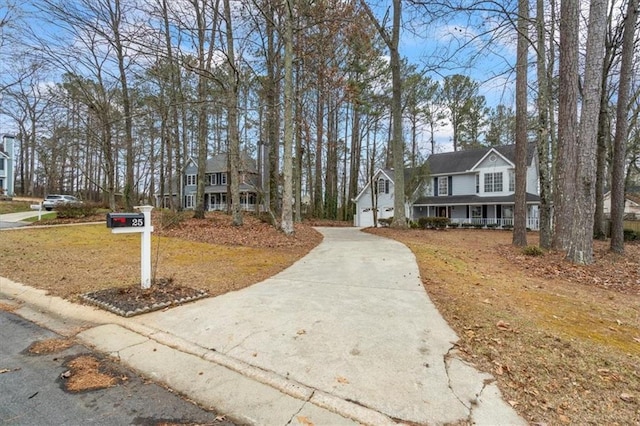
(0, 0, 521, 155)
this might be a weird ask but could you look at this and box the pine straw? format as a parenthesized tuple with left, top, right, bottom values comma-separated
(63, 355, 120, 392)
(26, 338, 75, 355)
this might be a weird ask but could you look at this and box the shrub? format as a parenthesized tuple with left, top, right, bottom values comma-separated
(486, 223, 498, 229)
(522, 245, 544, 256)
(160, 209, 187, 229)
(417, 217, 450, 229)
(55, 202, 99, 219)
(448, 222, 460, 228)
(623, 229, 638, 241)
(461, 222, 473, 228)
(473, 223, 484, 229)
(409, 220, 420, 229)
(378, 217, 393, 227)
(502, 224, 513, 230)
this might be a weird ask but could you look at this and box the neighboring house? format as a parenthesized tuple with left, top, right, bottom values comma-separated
(603, 191, 640, 218)
(0, 134, 16, 197)
(159, 152, 260, 211)
(353, 144, 541, 229)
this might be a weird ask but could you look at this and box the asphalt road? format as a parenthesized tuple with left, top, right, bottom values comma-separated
(0, 309, 236, 426)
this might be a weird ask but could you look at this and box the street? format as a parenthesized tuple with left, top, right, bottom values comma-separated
(0, 309, 235, 426)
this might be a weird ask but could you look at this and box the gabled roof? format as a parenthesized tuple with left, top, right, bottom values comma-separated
(353, 166, 429, 202)
(188, 152, 258, 173)
(426, 143, 536, 175)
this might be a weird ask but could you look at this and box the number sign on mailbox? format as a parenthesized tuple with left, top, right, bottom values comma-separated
(106, 212, 145, 228)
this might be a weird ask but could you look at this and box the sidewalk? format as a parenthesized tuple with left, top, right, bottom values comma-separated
(0, 210, 43, 229)
(0, 227, 526, 425)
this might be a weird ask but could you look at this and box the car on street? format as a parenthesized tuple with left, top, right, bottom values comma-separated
(42, 194, 82, 211)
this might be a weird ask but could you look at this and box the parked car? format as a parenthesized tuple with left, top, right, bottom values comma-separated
(42, 195, 82, 211)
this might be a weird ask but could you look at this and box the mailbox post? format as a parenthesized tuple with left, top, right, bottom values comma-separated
(106, 205, 154, 289)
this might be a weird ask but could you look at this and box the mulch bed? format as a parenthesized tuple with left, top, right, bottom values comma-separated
(81, 278, 208, 317)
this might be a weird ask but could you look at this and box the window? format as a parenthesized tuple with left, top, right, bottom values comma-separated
(186, 174, 197, 186)
(208, 174, 217, 185)
(503, 206, 513, 219)
(475, 174, 480, 194)
(438, 177, 448, 196)
(185, 194, 195, 208)
(508, 170, 515, 192)
(471, 206, 482, 219)
(220, 173, 227, 185)
(484, 172, 503, 192)
(0, 158, 4, 171)
(377, 179, 389, 194)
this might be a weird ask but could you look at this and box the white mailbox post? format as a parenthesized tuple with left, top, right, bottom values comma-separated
(30, 203, 42, 221)
(106, 205, 154, 289)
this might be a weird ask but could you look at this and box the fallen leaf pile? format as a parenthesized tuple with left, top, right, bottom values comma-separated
(61, 355, 121, 392)
(157, 212, 323, 249)
(497, 241, 640, 295)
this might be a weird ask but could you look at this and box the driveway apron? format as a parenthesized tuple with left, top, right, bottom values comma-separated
(133, 227, 486, 424)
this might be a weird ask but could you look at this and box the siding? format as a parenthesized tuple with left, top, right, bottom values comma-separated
(452, 174, 475, 195)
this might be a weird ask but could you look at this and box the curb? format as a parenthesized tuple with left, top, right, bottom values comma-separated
(0, 277, 397, 425)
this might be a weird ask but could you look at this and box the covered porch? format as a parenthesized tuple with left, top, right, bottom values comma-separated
(412, 194, 541, 230)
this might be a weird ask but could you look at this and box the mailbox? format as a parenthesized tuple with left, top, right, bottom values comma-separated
(106, 212, 145, 228)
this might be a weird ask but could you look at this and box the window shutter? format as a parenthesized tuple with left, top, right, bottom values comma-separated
(434, 178, 438, 196)
(448, 176, 453, 195)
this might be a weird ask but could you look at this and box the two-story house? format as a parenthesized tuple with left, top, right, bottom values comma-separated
(354, 144, 541, 229)
(0, 134, 16, 197)
(160, 152, 261, 211)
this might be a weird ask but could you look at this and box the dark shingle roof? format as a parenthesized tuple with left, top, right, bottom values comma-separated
(204, 152, 257, 173)
(426, 144, 536, 175)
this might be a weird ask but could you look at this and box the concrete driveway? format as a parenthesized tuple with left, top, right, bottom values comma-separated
(0, 211, 44, 229)
(131, 227, 524, 425)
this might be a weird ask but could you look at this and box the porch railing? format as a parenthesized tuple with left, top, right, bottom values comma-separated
(450, 217, 539, 230)
(208, 203, 260, 212)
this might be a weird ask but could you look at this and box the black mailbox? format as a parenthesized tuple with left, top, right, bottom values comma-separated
(106, 213, 145, 228)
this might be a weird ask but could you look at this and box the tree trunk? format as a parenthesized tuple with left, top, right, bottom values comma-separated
(566, 0, 607, 264)
(535, 0, 552, 249)
(313, 66, 325, 219)
(553, 0, 580, 251)
(325, 97, 338, 220)
(513, 0, 528, 247)
(223, 0, 242, 226)
(389, 0, 406, 228)
(610, 0, 639, 253)
(348, 100, 362, 222)
(281, 0, 294, 235)
(266, 4, 280, 219)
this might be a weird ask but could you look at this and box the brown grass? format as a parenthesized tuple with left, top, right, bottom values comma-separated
(368, 228, 640, 426)
(0, 213, 321, 302)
